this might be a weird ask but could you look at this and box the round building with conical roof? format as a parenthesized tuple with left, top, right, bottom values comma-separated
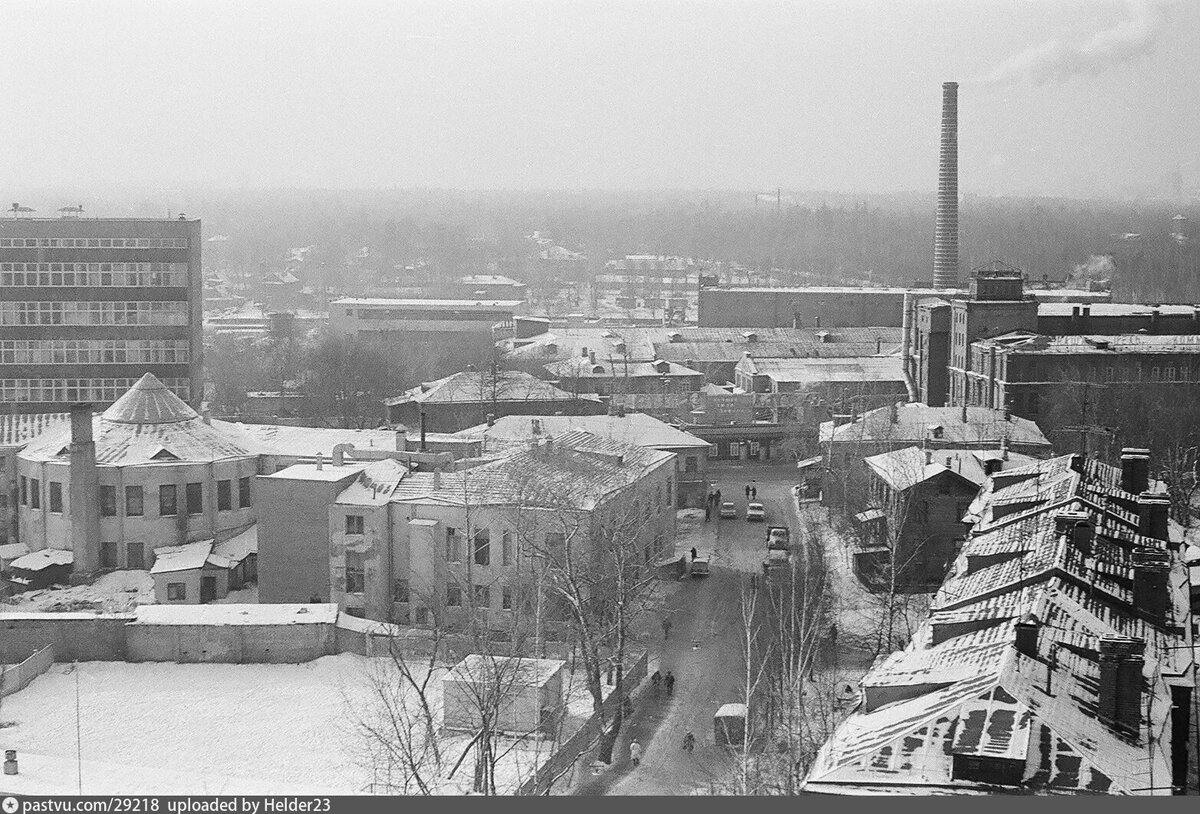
(17, 373, 259, 573)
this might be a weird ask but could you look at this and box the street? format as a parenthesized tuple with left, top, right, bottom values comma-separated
(574, 463, 806, 796)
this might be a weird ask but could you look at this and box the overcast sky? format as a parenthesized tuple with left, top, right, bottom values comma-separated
(1, 0, 1195, 197)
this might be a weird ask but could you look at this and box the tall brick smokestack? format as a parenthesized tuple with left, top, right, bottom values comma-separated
(933, 81, 959, 289)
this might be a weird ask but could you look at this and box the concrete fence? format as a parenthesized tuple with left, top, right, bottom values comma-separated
(1, 644, 55, 698)
(517, 650, 649, 796)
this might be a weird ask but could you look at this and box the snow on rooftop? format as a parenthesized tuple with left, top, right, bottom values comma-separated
(131, 603, 338, 626)
(213, 525, 257, 563)
(10, 548, 73, 571)
(264, 462, 369, 481)
(149, 540, 213, 574)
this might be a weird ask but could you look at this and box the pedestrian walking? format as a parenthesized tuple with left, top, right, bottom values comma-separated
(629, 739, 642, 767)
(704, 505, 711, 522)
(664, 671, 675, 694)
(751, 485, 757, 499)
(691, 547, 698, 560)
(662, 618, 672, 640)
(651, 670, 661, 690)
(714, 488, 721, 506)
(744, 484, 751, 500)
(683, 732, 695, 752)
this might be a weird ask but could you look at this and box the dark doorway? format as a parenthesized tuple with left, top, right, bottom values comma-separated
(201, 576, 217, 604)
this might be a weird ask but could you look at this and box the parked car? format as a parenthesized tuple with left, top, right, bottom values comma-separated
(719, 501, 737, 519)
(746, 502, 765, 522)
(766, 526, 790, 551)
(691, 555, 710, 576)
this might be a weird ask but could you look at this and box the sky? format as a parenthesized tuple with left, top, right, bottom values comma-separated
(0, 0, 1196, 197)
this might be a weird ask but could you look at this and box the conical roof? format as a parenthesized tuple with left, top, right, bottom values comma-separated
(102, 373, 200, 424)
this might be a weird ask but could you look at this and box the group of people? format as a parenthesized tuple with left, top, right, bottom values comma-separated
(703, 488, 723, 522)
(627, 726, 696, 768)
(650, 669, 676, 694)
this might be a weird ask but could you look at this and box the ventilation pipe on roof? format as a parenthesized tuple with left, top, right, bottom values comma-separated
(4, 749, 17, 776)
(486, 413, 495, 427)
(201, 405, 211, 425)
(315, 453, 323, 471)
(900, 292, 919, 402)
(1131, 547, 1171, 622)
(332, 443, 353, 466)
(419, 409, 428, 452)
(924, 449, 933, 466)
(1000, 437, 1009, 461)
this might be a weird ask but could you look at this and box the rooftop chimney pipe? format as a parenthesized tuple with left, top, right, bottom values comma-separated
(933, 82, 960, 289)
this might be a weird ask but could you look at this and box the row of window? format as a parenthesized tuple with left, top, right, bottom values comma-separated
(0, 237, 189, 249)
(0, 378, 190, 403)
(0, 301, 189, 327)
(350, 308, 510, 322)
(20, 476, 252, 516)
(0, 263, 188, 287)
(0, 340, 190, 365)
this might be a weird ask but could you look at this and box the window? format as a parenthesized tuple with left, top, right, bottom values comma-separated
(1166, 366, 1176, 381)
(473, 528, 490, 566)
(217, 480, 232, 511)
(125, 485, 144, 516)
(1151, 366, 1161, 381)
(709, 444, 719, 458)
(345, 551, 364, 594)
(501, 530, 513, 566)
(502, 587, 513, 610)
(167, 582, 186, 601)
(238, 476, 251, 508)
(684, 456, 697, 473)
(49, 481, 63, 513)
(159, 484, 177, 516)
(19, 476, 27, 506)
(445, 527, 461, 562)
(345, 514, 364, 535)
(127, 542, 145, 570)
(30, 478, 40, 509)
(665, 478, 673, 507)
(473, 584, 490, 608)
(446, 585, 462, 607)
(393, 579, 409, 603)
(100, 542, 118, 569)
(728, 442, 739, 458)
(185, 482, 203, 515)
(100, 485, 116, 517)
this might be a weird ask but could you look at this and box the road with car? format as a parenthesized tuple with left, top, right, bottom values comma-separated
(575, 463, 806, 796)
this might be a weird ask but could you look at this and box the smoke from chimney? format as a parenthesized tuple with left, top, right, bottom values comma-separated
(933, 82, 959, 289)
(969, 1, 1164, 87)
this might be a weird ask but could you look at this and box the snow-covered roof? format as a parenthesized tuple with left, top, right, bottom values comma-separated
(213, 525, 257, 563)
(150, 540, 214, 574)
(131, 603, 339, 626)
(383, 369, 594, 407)
(822, 403, 1052, 449)
(740, 356, 904, 384)
(445, 654, 564, 687)
(21, 374, 257, 466)
(10, 548, 73, 571)
(865, 446, 1039, 492)
(213, 421, 400, 457)
(456, 413, 710, 451)
(0, 412, 68, 447)
(335, 459, 409, 506)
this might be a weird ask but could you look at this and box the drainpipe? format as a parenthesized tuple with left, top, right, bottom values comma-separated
(900, 292, 919, 402)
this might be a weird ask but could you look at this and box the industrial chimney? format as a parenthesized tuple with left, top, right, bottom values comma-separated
(933, 81, 960, 289)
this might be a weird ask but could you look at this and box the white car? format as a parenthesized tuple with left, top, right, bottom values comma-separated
(719, 501, 737, 519)
(746, 502, 765, 522)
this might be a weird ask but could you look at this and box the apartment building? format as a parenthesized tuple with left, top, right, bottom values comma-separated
(0, 216, 202, 412)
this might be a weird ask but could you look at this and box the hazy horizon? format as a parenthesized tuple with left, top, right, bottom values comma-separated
(2, 0, 1197, 199)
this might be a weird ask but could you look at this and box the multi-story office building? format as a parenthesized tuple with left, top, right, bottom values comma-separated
(0, 216, 202, 411)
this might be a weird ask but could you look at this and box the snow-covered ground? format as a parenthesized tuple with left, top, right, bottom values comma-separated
(1, 654, 596, 795)
(1, 570, 154, 613)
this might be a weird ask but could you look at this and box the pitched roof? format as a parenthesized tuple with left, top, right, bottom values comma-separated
(865, 446, 1040, 492)
(0, 412, 69, 447)
(150, 540, 215, 574)
(103, 373, 200, 424)
(822, 404, 1052, 448)
(10, 548, 73, 571)
(740, 356, 905, 384)
(544, 358, 703, 379)
(383, 370, 593, 407)
(455, 413, 710, 451)
(805, 453, 1191, 796)
(213, 421, 400, 457)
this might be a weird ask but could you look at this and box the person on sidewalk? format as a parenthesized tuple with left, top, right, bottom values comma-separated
(651, 670, 661, 691)
(629, 739, 643, 767)
(662, 618, 672, 640)
(664, 671, 675, 694)
(691, 547, 698, 560)
(704, 504, 711, 522)
(682, 732, 695, 752)
(744, 484, 751, 500)
(714, 488, 721, 504)
(751, 485, 757, 499)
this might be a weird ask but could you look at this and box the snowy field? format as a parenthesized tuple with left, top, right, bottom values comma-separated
(1, 654, 595, 795)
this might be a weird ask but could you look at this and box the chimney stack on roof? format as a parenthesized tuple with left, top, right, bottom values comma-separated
(960, 403, 967, 424)
(1014, 613, 1038, 658)
(581, 346, 589, 358)
(1120, 448, 1151, 495)
(933, 82, 960, 289)
(1136, 491, 1171, 542)
(1097, 637, 1145, 738)
(315, 453, 323, 471)
(1131, 547, 1171, 623)
(889, 402, 898, 424)
(925, 448, 933, 466)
